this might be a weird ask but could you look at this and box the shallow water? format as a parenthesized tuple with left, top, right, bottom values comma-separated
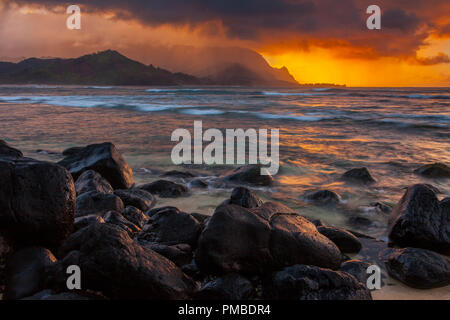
(0, 85, 449, 299)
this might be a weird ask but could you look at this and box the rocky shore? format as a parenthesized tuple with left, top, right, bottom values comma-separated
(0, 140, 449, 300)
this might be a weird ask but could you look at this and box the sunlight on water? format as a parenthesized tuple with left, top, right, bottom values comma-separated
(0, 85, 449, 299)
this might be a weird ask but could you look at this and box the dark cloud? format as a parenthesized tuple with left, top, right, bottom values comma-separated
(414, 53, 450, 65)
(7, 1, 428, 34)
(9, 0, 319, 36)
(435, 23, 450, 38)
(382, 8, 420, 32)
(4, 0, 374, 36)
(4, 0, 447, 59)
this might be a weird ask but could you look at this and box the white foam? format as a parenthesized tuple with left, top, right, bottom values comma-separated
(84, 86, 114, 89)
(255, 112, 329, 121)
(181, 109, 225, 115)
(0, 95, 196, 112)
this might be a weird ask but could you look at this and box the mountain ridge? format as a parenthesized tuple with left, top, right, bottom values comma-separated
(0, 50, 300, 87)
(0, 50, 202, 86)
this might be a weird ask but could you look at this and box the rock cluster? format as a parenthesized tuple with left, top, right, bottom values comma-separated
(386, 184, 450, 288)
(1, 142, 448, 300)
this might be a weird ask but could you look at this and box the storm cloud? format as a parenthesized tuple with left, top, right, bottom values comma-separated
(2, 0, 449, 61)
(5, 0, 427, 36)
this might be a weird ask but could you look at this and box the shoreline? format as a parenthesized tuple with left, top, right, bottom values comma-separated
(0, 140, 449, 300)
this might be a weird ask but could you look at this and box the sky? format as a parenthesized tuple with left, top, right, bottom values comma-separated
(0, 0, 449, 86)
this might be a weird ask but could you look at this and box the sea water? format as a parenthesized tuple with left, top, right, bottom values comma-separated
(0, 85, 449, 239)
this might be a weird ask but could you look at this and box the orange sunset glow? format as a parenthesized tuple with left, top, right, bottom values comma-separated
(0, 0, 449, 86)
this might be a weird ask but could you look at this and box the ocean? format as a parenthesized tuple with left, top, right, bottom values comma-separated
(0, 85, 449, 241)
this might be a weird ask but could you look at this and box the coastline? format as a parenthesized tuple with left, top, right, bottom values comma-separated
(0, 85, 449, 300)
(0, 139, 449, 300)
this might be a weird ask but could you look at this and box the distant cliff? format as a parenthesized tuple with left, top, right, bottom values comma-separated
(130, 45, 300, 87)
